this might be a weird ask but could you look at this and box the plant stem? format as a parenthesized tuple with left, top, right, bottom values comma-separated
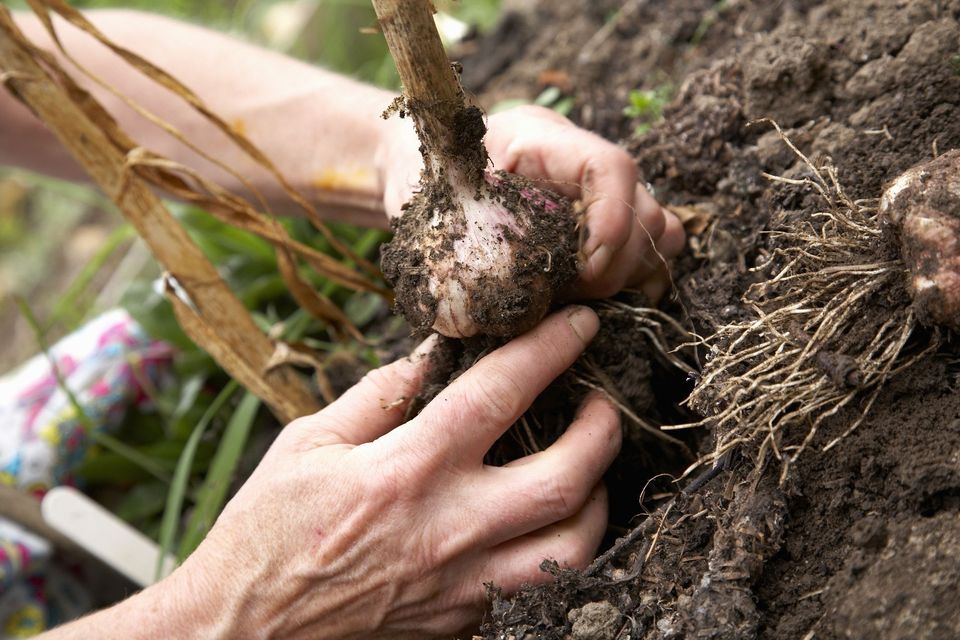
(371, 0, 484, 183)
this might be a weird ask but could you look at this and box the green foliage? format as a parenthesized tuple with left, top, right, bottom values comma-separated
(438, 0, 502, 33)
(47, 224, 136, 332)
(177, 391, 261, 560)
(534, 86, 574, 117)
(157, 380, 238, 579)
(623, 85, 672, 136)
(490, 86, 575, 117)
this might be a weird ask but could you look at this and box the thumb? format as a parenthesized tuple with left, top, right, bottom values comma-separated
(286, 334, 438, 447)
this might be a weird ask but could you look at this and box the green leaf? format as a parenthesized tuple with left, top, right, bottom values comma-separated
(553, 97, 575, 117)
(15, 296, 94, 432)
(177, 391, 261, 561)
(157, 380, 239, 580)
(87, 431, 172, 484)
(47, 224, 136, 331)
(111, 481, 170, 524)
(534, 86, 562, 107)
(165, 374, 206, 438)
(77, 439, 213, 485)
(121, 279, 194, 350)
(344, 291, 385, 328)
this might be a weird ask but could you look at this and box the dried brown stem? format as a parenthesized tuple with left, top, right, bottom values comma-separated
(371, 0, 486, 186)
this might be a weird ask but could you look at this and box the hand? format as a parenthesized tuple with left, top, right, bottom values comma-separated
(381, 104, 686, 302)
(484, 105, 685, 301)
(165, 306, 620, 639)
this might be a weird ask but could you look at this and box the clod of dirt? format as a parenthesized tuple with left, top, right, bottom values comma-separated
(568, 601, 622, 640)
(825, 512, 960, 639)
(881, 149, 960, 331)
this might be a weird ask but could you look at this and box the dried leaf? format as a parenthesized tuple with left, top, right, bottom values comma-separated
(671, 203, 715, 236)
(166, 278, 318, 423)
(276, 248, 365, 342)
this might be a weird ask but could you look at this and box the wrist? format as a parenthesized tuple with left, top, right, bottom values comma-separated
(152, 541, 271, 640)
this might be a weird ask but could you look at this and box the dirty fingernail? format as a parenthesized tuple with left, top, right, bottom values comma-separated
(566, 305, 598, 344)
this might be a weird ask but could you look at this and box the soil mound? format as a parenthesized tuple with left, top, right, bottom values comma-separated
(462, 1, 960, 638)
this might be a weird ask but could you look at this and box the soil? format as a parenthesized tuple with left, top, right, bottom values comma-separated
(450, 1, 960, 638)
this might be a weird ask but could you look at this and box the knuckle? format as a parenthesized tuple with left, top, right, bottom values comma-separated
(462, 364, 524, 425)
(595, 146, 638, 179)
(539, 472, 582, 522)
(356, 443, 425, 503)
(636, 202, 667, 242)
(360, 360, 414, 401)
(358, 364, 395, 393)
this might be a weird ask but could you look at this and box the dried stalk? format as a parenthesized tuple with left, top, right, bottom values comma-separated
(0, 7, 319, 422)
(371, 0, 485, 186)
(26, 0, 382, 281)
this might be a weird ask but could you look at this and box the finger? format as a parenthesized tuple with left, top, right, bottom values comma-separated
(470, 393, 620, 546)
(286, 334, 438, 447)
(477, 483, 608, 595)
(655, 207, 687, 260)
(576, 184, 665, 297)
(412, 307, 599, 462)
(639, 264, 673, 303)
(492, 116, 637, 214)
(632, 209, 684, 302)
(632, 184, 668, 250)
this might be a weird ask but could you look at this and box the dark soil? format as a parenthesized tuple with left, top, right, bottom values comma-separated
(455, 1, 960, 638)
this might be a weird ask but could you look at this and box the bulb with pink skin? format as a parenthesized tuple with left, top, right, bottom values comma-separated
(383, 166, 578, 339)
(881, 149, 960, 331)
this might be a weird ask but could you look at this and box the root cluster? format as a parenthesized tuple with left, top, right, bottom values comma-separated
(674, 128, 937, 482)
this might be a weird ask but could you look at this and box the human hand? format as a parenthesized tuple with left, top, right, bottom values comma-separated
(380, 104, 685, 302)
(165, 306, 620, 639)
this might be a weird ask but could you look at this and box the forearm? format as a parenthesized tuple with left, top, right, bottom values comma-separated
(0, 10, 414, 225)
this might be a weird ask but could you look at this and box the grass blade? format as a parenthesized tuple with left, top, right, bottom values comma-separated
(87, 431, 171, 484)
(46, 223, 136, 331)
(176, 390, 260, 560)
(156, 379, 238, 580)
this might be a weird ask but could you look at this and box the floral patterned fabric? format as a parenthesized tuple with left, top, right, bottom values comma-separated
(0, 309, 173, 637)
